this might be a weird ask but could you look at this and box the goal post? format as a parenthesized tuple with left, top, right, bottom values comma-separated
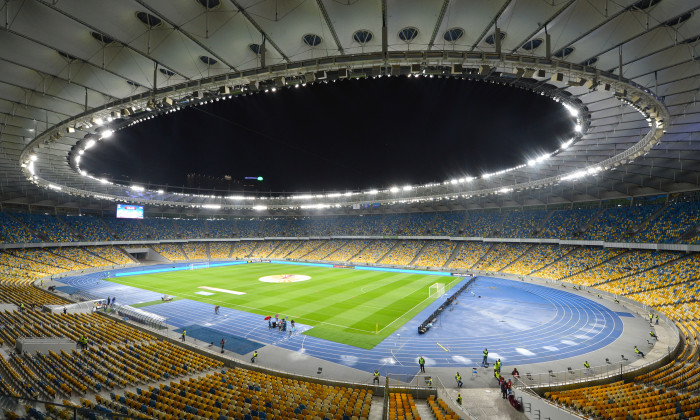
(429, 282, 445, 298)
(190, 262, 210, 270)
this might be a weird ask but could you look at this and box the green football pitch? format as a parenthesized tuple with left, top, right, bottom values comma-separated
(107, 263, 455, 349)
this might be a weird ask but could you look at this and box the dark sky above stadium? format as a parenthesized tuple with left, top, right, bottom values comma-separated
(82, 77, 574, 193)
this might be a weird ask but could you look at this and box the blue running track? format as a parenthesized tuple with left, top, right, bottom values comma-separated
(58, 264, 623, 376)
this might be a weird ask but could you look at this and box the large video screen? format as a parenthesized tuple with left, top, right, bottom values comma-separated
(116, 204, 144, 219)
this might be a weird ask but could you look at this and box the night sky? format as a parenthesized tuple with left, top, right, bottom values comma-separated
(81, 77, 574, 193)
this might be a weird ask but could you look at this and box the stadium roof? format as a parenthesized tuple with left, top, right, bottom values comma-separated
(1, 0, 699, 215)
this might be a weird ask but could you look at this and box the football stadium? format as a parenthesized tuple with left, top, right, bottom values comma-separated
(2, 1, 700, 419)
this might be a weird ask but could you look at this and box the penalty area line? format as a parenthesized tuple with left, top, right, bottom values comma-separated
(375, 289, 447, 335)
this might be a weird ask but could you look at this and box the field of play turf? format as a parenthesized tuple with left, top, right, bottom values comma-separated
(106, 263, 455, 349)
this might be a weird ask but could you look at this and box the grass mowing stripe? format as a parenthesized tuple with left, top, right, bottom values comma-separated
(106, 263, 448, 349)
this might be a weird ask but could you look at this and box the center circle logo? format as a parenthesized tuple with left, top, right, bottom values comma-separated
(259, 274, 311, 283)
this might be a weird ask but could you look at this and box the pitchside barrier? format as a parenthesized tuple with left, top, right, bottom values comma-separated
(418, 277, 476, 334)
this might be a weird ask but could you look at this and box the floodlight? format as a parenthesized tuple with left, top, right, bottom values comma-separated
(390, 187, 400, 193)
(563, 103, 578, 117)
(101, 129, 114, 138)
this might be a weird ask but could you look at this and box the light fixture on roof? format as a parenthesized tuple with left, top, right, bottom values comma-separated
(101, 129, 113, 138)
(563, 103, 579, 117)
(390, 186, 400, 193)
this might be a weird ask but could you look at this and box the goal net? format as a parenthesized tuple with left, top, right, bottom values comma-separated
(429, 282, 445, 298)
(190, 262, 210, 270)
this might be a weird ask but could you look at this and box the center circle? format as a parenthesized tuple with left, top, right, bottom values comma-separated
(258, 274, 311, 283)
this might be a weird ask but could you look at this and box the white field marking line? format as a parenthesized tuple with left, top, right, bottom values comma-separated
(198, 286, 246, 295)
(110, 277, 436, 335)
(115, 282, 379, 334)
(375, 284, 454, 334)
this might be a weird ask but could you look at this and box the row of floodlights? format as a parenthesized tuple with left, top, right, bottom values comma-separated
(33, 64, 659, 205)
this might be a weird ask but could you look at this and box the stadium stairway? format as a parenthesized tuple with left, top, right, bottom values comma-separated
(533, 210, 556, 237)
(590, 251, 688, 289)
(348, 241, 371, 261)
(678, 223, 700, 243)
(471, 243, 497, 270)
(97, 217, 117, 239)
(408, 241, 431, 266)
(631, 201, 671, 237)
(575, 207, 606, 237)
(530, 247, 577, 277)
(376, 241, 401, 264)
(302, 240, 329, 259)
(556, 249, 625, 282)
(443, 242, 464, 268)
(367, 395, 384, 420)
(8, 214, 44, 242)
(265, 241, 283, 258)
(55, 216, 82, 241)
(498, 244, 535, 273)
(413, 398, 434, 419)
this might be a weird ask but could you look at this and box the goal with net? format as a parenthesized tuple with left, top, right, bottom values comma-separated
(429, 282, 445, 298)
(189, 262, 210, 270)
